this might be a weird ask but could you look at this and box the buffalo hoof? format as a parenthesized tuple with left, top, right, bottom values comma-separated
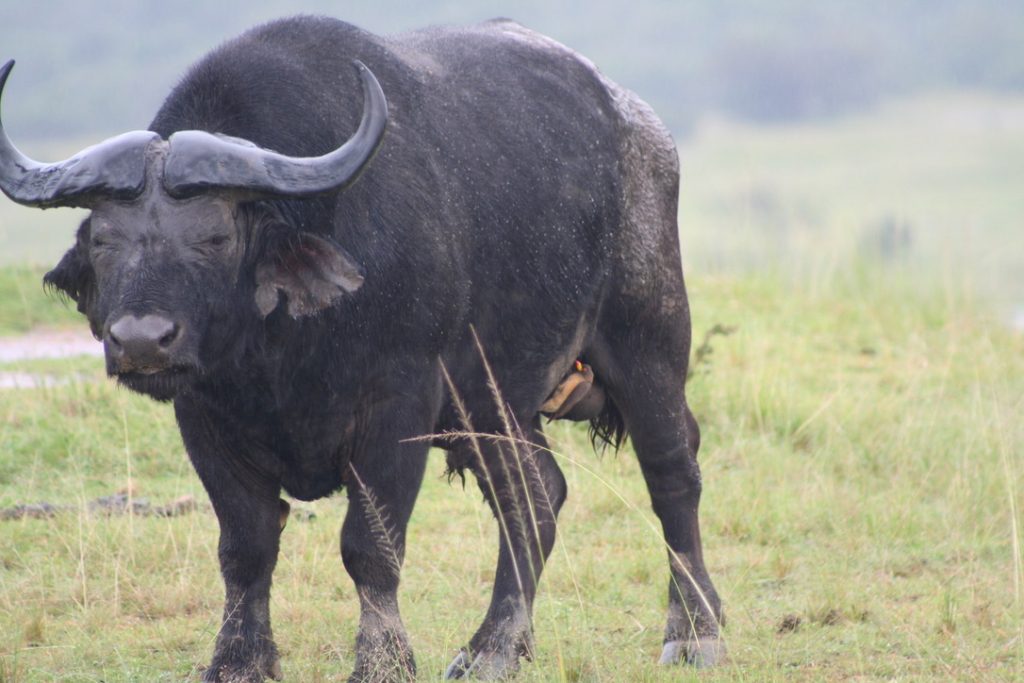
(349, 631, 415, 683)
(658, 637, 725, 668)
(348, 663, 414, 683)
(444, 649, 520, 680)
(201, 658, 283, 683)
(349, 656, 415, 683)
(443, 651, 472, 679)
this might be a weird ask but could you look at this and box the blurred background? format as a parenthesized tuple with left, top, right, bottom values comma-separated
(1, 0, 1022, 325)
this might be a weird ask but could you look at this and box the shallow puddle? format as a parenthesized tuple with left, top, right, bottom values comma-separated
(0, 328, 102, 362)
(0, 328, 101, 388)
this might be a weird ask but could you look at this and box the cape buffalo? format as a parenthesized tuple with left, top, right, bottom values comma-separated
(0, 15, 723, 682)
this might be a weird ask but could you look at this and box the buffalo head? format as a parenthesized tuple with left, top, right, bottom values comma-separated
(0, 60, 386, 400)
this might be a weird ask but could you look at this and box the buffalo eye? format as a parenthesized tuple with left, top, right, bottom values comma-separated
(89, 221, 117, 251)
(194, 233, 231, 251)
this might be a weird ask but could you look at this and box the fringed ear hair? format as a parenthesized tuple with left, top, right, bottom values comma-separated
(254, 232, 364, 318)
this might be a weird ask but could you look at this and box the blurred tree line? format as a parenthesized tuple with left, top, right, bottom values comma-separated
(1, 0, 1022, 141)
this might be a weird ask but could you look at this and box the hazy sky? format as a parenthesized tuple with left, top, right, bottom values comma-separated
(4, 1, 1022, 141)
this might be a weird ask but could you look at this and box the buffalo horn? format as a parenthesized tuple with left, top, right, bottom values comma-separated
(0, 60, 157, 208)
(163, 60, 388, 199)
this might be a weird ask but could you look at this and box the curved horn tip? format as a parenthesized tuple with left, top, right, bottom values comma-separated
(350, 60, 388, 120)
(351, 60, 381, 90)
(0, 60, 14, 88)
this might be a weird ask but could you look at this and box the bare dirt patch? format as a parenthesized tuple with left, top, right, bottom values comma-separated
(0, 327, 101, 388)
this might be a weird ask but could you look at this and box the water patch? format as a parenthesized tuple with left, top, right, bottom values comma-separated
(0, 328, 102, 362)
(0, 328, 102, 389)
(0, 371, 92, 389)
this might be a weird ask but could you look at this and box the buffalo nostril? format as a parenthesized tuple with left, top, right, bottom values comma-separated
(158, 324, 181, 349)
(108, 329, 124, 352)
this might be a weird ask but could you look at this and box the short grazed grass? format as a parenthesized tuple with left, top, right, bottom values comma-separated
(1, 262, 1021, 682)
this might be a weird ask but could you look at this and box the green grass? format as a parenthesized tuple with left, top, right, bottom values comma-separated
(0, 261, 1021, 682)
(0, 266, 82, 335)
(678, 91, 1024, 315)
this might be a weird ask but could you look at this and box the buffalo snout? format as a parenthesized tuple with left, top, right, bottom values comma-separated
(106, 314, 184, 373)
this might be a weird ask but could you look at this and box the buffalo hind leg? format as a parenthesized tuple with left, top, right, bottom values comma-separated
(607, 354, 724, 667)
(445, 418, 567, 680)
(645, 405, 724, 667)
(342, 399, 432, 683)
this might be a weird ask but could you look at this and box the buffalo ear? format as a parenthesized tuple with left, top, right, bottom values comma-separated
(44, 224, 96, 316)
(255, 233, 365, 318)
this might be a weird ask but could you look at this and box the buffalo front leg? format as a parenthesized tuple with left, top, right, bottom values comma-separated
(177, 405, 285, 682)
(341, 401, 431, 683)
(445, 419, 567, 680)
(205, 491, 286, 682)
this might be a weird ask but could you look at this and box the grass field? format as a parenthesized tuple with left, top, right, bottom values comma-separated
(1, 92, 1023, 681)
(1, 263, 1021, 682)
(678, 91, 1024, 322)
